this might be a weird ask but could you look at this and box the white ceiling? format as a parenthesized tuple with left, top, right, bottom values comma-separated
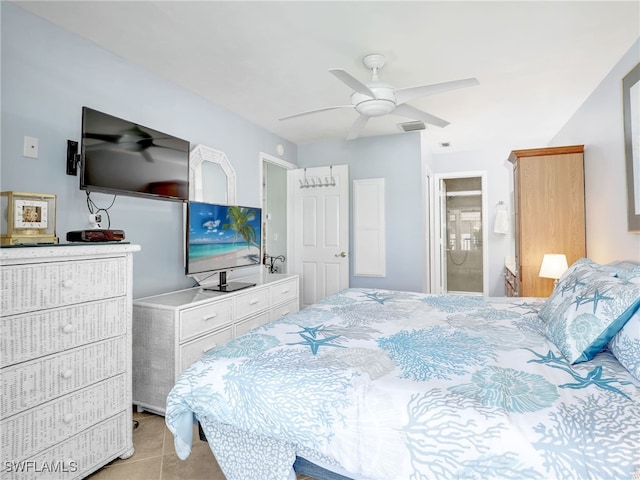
(15, 1, 640, 152)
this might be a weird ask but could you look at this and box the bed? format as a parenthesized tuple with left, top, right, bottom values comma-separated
(165, 258, 640, 480)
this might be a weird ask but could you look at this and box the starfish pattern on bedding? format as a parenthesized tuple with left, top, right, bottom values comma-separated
(527, 349, 632, 400)
(288, 332, 345, 355)
(560, 278, 587, 295)
(579, 288, 614, 313)
(361, 291, 389, 304)
(509, 301, 541, 315)
(572, 294, 589, 311)
(559, 366, 630, 397)
(291, 324, 327, 338)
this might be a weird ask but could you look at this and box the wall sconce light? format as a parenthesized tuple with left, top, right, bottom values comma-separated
(539, 254, 569, 287)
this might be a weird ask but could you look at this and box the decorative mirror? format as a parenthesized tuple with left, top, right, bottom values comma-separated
(189, 144, 237, 204)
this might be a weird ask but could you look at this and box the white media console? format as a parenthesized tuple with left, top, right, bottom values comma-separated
(132, 272, 299, 415)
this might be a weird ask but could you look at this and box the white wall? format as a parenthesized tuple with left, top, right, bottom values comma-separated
(550, 40, 640, 262)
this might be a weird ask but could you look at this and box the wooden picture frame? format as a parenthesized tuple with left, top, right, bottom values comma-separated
(623, 62, 640, 232)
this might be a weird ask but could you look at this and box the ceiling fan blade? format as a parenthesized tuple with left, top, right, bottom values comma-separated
(329, 69, 376, 97)
(395, 78, 479, 105)
(394, 104, 450, 128)
(346, 114, 369, 141)
(279, 105, 353, 121)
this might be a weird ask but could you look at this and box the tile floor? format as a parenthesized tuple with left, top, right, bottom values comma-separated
(86, 411, 315, 480)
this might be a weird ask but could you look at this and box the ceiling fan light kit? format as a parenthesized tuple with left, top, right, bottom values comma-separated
(352, 95, 395, 117)
(279, 53, 479, 140)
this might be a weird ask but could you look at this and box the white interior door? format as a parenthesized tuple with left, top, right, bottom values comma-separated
(433, 172, 489, 295)
(288, 165, 349, 308)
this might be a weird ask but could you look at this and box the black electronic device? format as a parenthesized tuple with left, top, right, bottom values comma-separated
(66, 229, 125, 242)
(185, 201, 262, 292)
(80, 107, 190, 201)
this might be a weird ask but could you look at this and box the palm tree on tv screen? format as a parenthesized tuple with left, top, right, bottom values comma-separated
(222, 206, 258, 248)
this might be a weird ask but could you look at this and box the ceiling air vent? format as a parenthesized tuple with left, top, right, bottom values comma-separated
(398, 120, 426, 132)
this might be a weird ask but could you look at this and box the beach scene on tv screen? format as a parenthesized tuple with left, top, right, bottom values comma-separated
(189, 204, 261, 273)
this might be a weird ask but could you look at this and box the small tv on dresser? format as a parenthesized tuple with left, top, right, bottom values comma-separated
(186, 201, 262, 292)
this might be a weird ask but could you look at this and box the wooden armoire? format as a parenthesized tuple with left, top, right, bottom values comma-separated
(508, 145, 586, 297)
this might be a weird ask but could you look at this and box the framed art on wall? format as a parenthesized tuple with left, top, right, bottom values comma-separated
(623, 62, 640, 232)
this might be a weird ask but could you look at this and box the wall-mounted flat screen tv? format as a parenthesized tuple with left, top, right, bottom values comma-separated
(186, 201, 262, 292)
(80, 107, 190, 201)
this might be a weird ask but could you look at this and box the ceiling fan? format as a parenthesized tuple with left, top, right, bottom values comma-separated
(279, 53, 479, 140)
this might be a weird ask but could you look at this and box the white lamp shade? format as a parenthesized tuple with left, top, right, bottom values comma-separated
(539, 254, 569, 280)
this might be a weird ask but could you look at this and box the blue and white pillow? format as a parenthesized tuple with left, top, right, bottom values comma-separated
(607, 263, 640, 381)
(544, 273, 640, 364)
(609, 310, 640, 381)
(538, 258, 617, 323)
(615, 265, 640, 285)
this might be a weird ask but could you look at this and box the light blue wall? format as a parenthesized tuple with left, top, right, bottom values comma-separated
(298, 133, 515, 296)
(5, 3, 632, 301)
(550, 39, 640, 262)
(298, 133, 424, 292)
(1, 3, 297, 298)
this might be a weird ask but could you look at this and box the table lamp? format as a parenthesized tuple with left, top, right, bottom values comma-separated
(539, 254, 569, 287)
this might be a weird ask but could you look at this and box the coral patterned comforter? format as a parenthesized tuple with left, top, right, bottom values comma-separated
(165, 288, 640, 480)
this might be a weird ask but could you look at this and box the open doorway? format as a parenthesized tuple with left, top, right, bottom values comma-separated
(260, 153, 295, 274)
(433, 173, 488, 295)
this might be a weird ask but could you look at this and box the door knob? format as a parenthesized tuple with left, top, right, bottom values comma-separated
(335, 252, 347, 258)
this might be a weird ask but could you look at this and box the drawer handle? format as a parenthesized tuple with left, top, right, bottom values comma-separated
(61, 369, 73, 379)
(63, 413, 74, 424)
(281, 310, 290, 316)
(202, 344, 216, 353)
(62, 279, 74, 289)
(248, 299, 260, 305)
(203, 313, 218, 321)
(281, 288, 290, 294)
(61, 324, 75, 334)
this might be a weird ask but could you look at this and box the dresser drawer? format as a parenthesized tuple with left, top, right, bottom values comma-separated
(235, 311, 271, 337)
(179, 299, 233, 342)
(1, 297, 127, 368)
(269, 278, 298, 306)
(235, 288, 269, 319)
(1, 337, 126, 418)
(1, 375, 126, 463)
(180, 326, 233, 372)
(270, 299, 299, 321)
(7, 412, 130, 480)
(1, 257, 128, 316)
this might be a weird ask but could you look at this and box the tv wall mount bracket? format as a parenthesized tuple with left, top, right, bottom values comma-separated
(66, 139, 80, 176)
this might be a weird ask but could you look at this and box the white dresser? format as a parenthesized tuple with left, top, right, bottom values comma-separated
(0, 244, 140, 480)
(132, 273, 299, 415)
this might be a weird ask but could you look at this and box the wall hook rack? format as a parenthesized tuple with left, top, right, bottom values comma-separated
(299, 166, 336, 189)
